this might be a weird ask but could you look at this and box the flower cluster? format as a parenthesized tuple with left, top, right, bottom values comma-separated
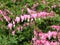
(50, 25, 60, 31)
(0, 8, 54, 23)
(32, 30, 60, 45)
(0, 8, 55, 35)
(0, 10, 10, 23)
(0, 7, 59, 45)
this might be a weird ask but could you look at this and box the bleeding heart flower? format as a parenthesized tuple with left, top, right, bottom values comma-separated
(47, 31, 53, 39)
(52, 31, 57, 38)
(32, 37, 37, 42)
(8, 23, 13, 29)
(0, 10, 10, 23)
(3, 16, 10, 23)
(31, 13, 37, 18)
(37, 12, 47, 18)
(40, 39, 46, 44)
(50, 25, 60, 31)
(44, 41, 50, 45)
(27, 8, 36, 14)
(58, 32, 60, 42)
(24, 14, 30, 20)
(50, 41, 57, 45)
(17, 26, 23, 31)
(36, 40, 40, 45)
(15, 16, 20, 23)
(12, 30, 15, 35)
(20, 15, 25, 22)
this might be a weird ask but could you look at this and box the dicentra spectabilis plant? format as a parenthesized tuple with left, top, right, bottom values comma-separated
(0, 0, 60, 45)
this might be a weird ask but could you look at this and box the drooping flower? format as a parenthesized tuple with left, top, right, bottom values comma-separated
(52, 31, 57, 38)
(17, 26, 22, 31)
(58, 32, 60, 42)
(41, 0, 47, 4)
(48, 11, 54, 17)
(3, 15, 10, 23)
(0, 10, 5, 16)
(47, 31, 53, 39)
(32, 36, 37, 43)
(37, 12, 47, 18)
(39, 33, 47, 40)
(50, 25, 60, 31)
(34, 30, 38, 37)
(27, 15, 30, 22)
(0, 10, 10, 23)
(27, 8, 36, 14)
(36, 40, 41, 45)
(31, 13, 37, 18)
(50, 41, 57, 45)
(24, 14, 30, 21)
(13, 21, 15, 27)
(40, 39, 46, 44)
(8, 23, 13, 29)
(51, 5, 56, 8)
(12, 30, 15, 35)
(15, 16, 20, 23)
(32, 3, 39, 10)
(20, 15, 25, 22)
(44, 41, 50, 45)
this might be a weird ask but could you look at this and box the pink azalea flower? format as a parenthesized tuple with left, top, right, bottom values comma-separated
(8, 23, 13, 29)
(15, 16, 20, 23)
